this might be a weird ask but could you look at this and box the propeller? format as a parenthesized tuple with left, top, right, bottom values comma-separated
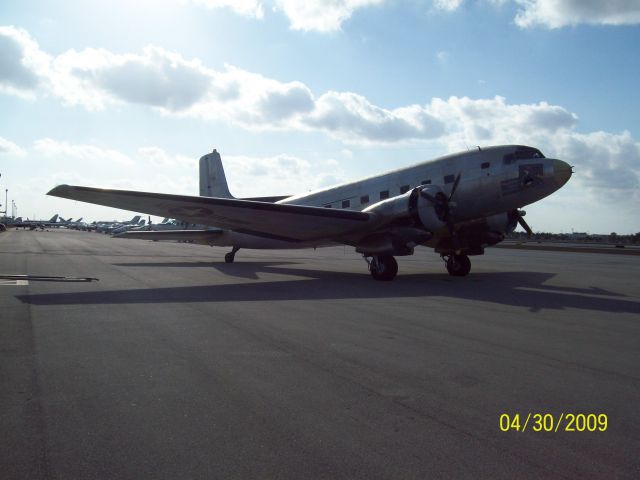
(448, 173, 461, 202)
(419, 173, 462, 252)
(513, 210, 533, 237)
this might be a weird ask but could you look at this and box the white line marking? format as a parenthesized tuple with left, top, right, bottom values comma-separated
(0, 279, 29, 286)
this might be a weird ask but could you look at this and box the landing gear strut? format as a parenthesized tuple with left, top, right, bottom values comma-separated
(366, 255, 398, 281)
(225, 246, 240, 263)
(444, 254, 471, 277)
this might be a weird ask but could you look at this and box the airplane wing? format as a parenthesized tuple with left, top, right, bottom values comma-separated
(48, 185, 375, 242)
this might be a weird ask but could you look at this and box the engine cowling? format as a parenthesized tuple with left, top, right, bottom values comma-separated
(485, 211, 518, 234)
(362, 186, 447, 233)
(356, 187, 447, 256)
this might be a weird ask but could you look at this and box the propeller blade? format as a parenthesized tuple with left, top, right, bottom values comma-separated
(419, 189, 436, 203)
(448, 173, 462, 202)
(515, 212, 533, 237)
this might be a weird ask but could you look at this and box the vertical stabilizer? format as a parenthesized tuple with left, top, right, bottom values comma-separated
(199, 149, 233, 198)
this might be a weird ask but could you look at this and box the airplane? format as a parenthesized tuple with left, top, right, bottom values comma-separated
(62, 217, 85, 229)
(11, 214, 60, 230)
(48, 145, 572, 280)
(94, 215, 143, 233)
(110, 218, 146, 235)
(128, 218, 196, 231)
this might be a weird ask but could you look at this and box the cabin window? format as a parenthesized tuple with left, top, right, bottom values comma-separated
(360, 195, 370, 205)
(324, 204, 331, 208)
(504, 147, 545, 164)
(342, 200, 350, 208)
(400, 185, 410, 194)
(515, 147, 545, 159)
(481, 162, 490, 169)
(379, 190, 389, 200)
(444, 174, 455, 184)
(421, 179, 431, 185)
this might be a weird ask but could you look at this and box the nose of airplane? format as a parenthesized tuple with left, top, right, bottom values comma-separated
(553, 159, 572, 186)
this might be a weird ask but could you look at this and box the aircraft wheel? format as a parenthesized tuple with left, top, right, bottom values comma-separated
(446, 254, 471, 277)
(224, 246, 240, 264)
(369, 255, 398, 281)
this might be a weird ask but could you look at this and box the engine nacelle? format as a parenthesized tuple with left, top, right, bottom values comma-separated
(356, 187, 447, 256)
(363, 186, 447, 233)
(485, 211, 518, 234)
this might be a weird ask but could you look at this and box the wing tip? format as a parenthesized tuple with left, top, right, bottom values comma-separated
(47, 184, 72, 196)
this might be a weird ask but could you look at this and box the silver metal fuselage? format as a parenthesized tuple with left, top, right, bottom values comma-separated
(223, 145, 571, 250)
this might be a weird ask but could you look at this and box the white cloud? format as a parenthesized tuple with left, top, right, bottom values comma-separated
(49, 46, 214, 111)
(434, 0, 464, 12)
(0, 26, 50, 97)
(137, 146, 197, 168)
(191, 0, 265, 19)
(2, 27, 639, 204)
(304, 91, 444, 143)
(33, 138, 134, 166)
(185, 0, 640, 30)
(429, 95, 578, 150)
(0, 136, 26, 155)
(512, 0, 640, 29)
(546, 129, 640, 201)
(422, 1, 640, 28)
(274, 0, 384, 32)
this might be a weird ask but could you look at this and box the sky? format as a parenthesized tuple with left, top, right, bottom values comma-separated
(1, 0, 639, 234)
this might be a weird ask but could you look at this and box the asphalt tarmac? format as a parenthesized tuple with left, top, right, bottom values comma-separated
(1, 229, 639, 479)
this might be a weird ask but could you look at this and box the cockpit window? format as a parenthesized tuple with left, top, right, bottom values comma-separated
(503, 147, 545, 164)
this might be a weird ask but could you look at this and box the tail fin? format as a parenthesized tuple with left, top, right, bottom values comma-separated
(50, 214, 59, 222)
(130, 215, 141, 224)
(199, 149, 233, 198)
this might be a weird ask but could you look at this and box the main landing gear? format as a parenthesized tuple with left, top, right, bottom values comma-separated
(364, 253, 471, 280)
(225, 246, 240, 263)
(365, 255, 398, 281)
(443, 254, 471, 277)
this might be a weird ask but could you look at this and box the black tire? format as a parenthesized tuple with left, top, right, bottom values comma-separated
(446, 254, 471, 277)
(224, 252, 235, 263)
(370, 255, 398, 281)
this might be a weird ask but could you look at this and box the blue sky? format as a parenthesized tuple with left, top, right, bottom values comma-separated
(1, 0, 639, 233)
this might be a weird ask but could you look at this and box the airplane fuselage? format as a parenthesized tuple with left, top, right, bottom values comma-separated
(221, 145, 571, 252)
(281, 145, 566, 216)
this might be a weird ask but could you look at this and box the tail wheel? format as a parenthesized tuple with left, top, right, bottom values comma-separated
(369, 255, 398, 281)
(446, 254, 471, 277)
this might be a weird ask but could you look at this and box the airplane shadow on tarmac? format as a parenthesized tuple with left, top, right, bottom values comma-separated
(16, 260, 640, 315)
